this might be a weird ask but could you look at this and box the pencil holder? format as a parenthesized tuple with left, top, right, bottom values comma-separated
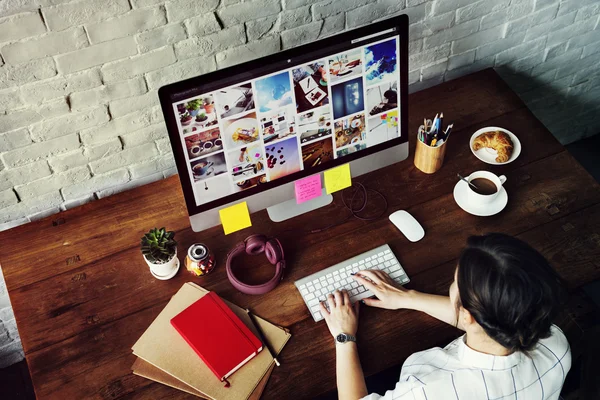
(414, 137, 447, 174)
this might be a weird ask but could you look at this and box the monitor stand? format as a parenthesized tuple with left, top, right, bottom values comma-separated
(266, 188, 333, 222)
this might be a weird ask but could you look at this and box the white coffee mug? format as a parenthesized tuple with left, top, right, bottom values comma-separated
(467, 171, 507, 205)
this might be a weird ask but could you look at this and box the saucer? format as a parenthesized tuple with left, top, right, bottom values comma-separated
(453, 180, 508, 216)
(469, 127, 521, 165)
(150, 258, 180, 280)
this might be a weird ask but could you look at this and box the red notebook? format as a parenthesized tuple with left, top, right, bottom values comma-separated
(170, 291, 263, 384)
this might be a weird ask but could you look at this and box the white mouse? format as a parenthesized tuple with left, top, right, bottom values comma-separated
(389, 210, 425, 242)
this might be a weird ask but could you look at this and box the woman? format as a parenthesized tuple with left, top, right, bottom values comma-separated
(320, 233, 571, 400)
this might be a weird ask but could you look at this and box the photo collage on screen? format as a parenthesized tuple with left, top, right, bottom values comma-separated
(172, 36, 400, 206)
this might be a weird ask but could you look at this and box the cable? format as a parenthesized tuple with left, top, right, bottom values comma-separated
(309, 182, 388, 234)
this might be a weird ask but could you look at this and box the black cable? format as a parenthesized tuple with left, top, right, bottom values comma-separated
(309, 182, 388, 233)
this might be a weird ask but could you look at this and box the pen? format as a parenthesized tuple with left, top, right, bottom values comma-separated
(247, 310, 281, 367)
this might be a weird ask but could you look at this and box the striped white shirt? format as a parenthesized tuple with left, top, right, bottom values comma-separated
(362, 325, 571, 400)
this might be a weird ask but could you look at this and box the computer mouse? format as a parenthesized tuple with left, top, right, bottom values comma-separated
(389, 210, 425, 242)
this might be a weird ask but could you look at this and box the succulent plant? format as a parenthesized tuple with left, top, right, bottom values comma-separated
(187, 99, 203, 110)
(141, 227, 177, 264)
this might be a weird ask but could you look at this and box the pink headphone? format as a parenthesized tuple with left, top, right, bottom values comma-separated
(226, 234, 285, 295)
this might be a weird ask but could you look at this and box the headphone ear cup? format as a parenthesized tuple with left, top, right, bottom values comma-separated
(245, 234, 267, 255)
(265, 238, 284, 264)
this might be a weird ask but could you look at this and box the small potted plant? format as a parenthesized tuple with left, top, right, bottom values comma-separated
(141, 227, 179, 279)
(203, 97, 215, 114)
(181, 112, 192, 126)
(187, 99, 203, 117)
(196, 111, 208, 122)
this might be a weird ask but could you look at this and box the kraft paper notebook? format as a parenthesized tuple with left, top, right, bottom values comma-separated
(132, 283, 291, 400)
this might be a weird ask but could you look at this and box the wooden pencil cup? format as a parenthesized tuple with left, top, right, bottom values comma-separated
(414, 138, 447, 174)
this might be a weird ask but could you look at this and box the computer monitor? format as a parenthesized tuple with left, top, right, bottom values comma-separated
(159, 15, 409, 232)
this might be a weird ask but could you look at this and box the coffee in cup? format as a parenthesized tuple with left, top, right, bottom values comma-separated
(467, 171, 506, 205)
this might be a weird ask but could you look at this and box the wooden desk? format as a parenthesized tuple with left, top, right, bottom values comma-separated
(1, 69, 600, 399)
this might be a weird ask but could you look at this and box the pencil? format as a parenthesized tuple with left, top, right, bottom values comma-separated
(247, 310, 281, 367)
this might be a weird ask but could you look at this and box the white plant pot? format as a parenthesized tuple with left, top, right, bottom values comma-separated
(144, 249, 179, 280)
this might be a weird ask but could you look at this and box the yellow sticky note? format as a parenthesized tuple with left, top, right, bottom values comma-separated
(324, 163, 352, 194)
(219, 202, 252, 235)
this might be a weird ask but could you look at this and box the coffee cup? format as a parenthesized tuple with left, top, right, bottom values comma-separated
(467, 171, 506, 205)
(193, 161, 214, 176)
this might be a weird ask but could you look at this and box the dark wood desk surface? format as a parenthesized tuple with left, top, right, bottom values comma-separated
(2, 69, 600, 399)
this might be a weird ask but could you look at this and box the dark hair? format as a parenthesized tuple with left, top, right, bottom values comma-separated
(456, 233, 567, 354)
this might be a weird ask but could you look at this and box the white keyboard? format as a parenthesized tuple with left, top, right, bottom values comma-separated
(294, 244, 410, 321)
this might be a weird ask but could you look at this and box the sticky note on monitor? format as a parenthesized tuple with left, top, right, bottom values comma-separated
(219, 202, 252, 235)
(324, 163, 351, 194)
(295, 174, 322, 204)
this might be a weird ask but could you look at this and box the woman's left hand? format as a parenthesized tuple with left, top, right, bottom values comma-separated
(319, 289, 360, 338)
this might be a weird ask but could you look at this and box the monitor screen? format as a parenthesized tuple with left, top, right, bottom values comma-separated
(161, 18, 407, 214)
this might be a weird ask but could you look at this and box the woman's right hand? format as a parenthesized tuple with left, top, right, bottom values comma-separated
(352, 270, 414, 310)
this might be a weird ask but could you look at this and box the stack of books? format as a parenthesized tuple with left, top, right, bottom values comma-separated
(131, 282, 291, 399)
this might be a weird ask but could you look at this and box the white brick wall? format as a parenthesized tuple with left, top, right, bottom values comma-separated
(0, 0, 599, 368)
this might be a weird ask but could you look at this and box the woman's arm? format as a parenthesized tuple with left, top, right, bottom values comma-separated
(319, 290, 368, 400)
(353, 270, 464, 331)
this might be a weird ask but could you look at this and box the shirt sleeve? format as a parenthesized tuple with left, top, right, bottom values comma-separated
(360, 379, 427, 400)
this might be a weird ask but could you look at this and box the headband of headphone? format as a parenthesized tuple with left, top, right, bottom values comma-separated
(226, 234, 285, 295)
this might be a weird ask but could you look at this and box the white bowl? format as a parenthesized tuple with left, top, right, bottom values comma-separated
(469, 127, 521, 165)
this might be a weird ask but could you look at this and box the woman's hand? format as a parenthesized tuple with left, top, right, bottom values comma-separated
(319, 289, 360, 338)
(352, 270, 414, 310)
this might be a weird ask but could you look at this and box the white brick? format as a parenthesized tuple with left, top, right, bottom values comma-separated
(218, 0, 281, 26)
(506, 5, 559, 36)
(284, 0, 314, 9)
(48, 149, 87, 172)
(0, 58, 57, 90)
(21, 69, 102, 104)
(146, 56, 217, 89)
(101, 46, 176, 82)
(246, 16, 279, 41)
(313, 0, 371, 20)
(534, 0, 557, 12)
(120, 123, 166, 148)
(0, 87, 24, 111)
(555, 52, 600, 79)
(87, 7, 166, 43)
(546, 42, 568, 60)
(399, 2, 431, 25)
(15, 166, 90, 199)
(575, 3, 600, 22)
(531, 47, 582, 75)
(90, 142, 158, 174)
(83, 138, 122, 161)
(165, 0, 219, 23)
(281, 21, 323, 49)
(419, 11, 455, 37)
(163, 167, 177, 178)
(424, 19, 479, 50)
(319, 13, 346, 39)
(1, 27, 88, 64)
(547, 14, 598, 47)
(583, 41, 600, 58)
(0, 12, 46, 43)
(451, 28, 504, 55)
(346, 0, 406, 28)
(56, 36, 138, 74)
(524, 11, 576, 42)
(409, 44, 451, 69)
(0, 189, 18, 208)
(448, 50, 475, 71)
(69, 76, 147, 111)
(39, 99, 69, 119)
(131, 0, 163, 7)
(0, 341, 24, 368)
(156, 137, 172, 154)
(216, 37, 280, 69)
(129, 154, 173, 179)
(61, 169, 129, 200)
(480, 0, 535, 30)
(475, 32, 526, 61)
(28, 206, 61, 222)
(0, 0, 38, 18)
(80, 106, 162, 144)
(0, 160, 52, 191)
(557, 0, 598, 17)
(499, 51, 545, 70)
(96, 171, 162, 198)
(0, 191, 63, 224)
(279, 5, 312, 30)
(60, 194, 94, 211)
(434, 0, 473, 15)
(184, 13, 221, 37)
(1, 133, 80, 167)
(0, 128, 31, 152)
(421, 60, 448, 81)
(109, 91, 158, 118)
(175, 26, 245, 60)
(0, 109, 42, 133)
(409, 39, 423, 55)
(137, 23, 187, 53)
(567, 29, 600, 51)
(456, 0, 510, 24)
(42, 0, 131, 31)
(30, 107, 109, 142)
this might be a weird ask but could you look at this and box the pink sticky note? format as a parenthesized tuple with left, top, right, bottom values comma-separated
(295, 174, 322, 204)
